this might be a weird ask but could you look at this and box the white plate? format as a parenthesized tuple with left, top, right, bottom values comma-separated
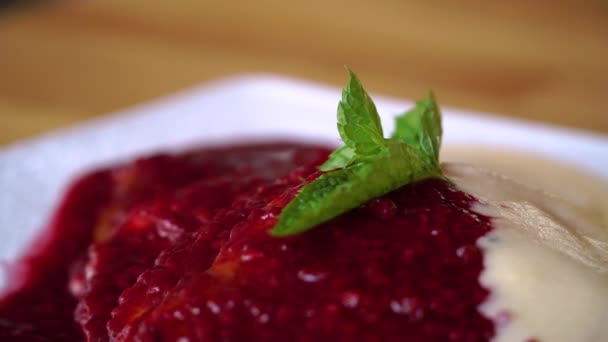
(1, 74, 607, 283)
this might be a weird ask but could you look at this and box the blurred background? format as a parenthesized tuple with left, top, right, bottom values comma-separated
(0, 0, 607, 146)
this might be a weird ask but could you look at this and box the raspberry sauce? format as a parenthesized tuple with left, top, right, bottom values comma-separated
(0, 142, 494, 341)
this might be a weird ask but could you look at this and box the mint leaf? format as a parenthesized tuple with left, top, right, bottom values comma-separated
(391, 92, 442, 167)
(318, 145, 356, 171)
(272, 143, 438, 237)
(337, 68, 386, 155)
(271, 69, 447, 237)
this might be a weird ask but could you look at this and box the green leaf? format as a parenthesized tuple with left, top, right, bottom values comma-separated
(337, 68, 386, 155)
(318, 145, 356, 171)
(272, 143, 441, 237)
(318, 145, 378, 171)
(391, 92, 442, 167)
(270, 69, 447, 237)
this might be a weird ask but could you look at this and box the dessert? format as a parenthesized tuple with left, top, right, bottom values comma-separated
(0, 70, 606, 342)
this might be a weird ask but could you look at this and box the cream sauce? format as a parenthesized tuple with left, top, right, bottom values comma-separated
(441, 146, 608, 342)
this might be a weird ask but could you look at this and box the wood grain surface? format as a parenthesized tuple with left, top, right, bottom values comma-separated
(1, 0, 607, 146)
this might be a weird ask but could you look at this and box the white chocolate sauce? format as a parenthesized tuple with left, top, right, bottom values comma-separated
(441, 146, 608, 342)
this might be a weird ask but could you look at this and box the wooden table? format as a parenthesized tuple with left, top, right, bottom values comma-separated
(1, 0, 607, 146)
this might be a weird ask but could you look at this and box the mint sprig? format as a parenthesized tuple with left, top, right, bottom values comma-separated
(271, 69, 446, 237)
